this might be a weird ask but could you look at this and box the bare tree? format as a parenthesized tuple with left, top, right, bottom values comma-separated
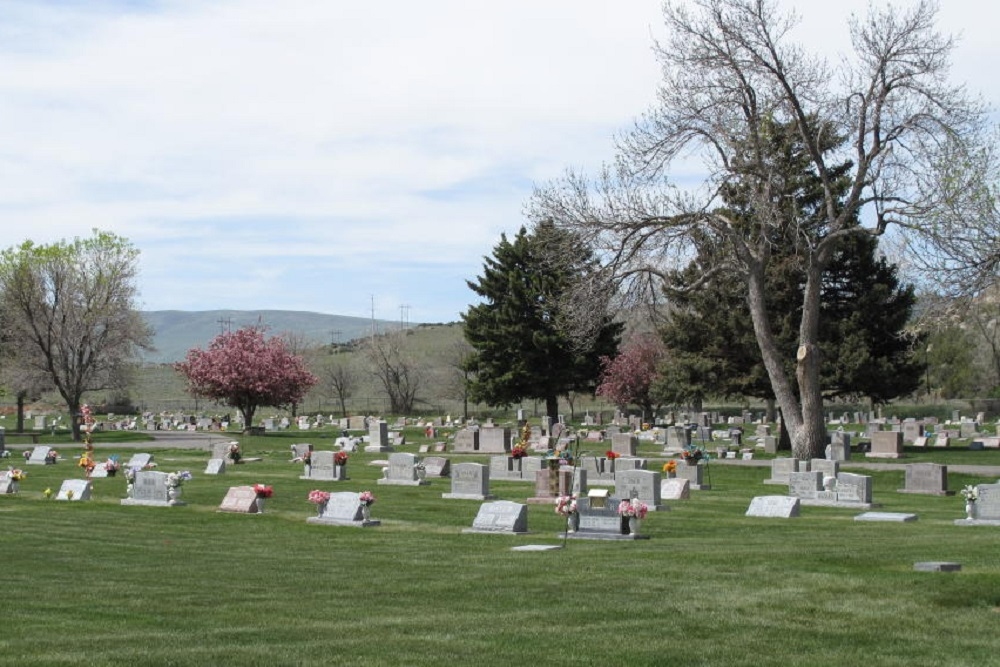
(530, 0, 988, 458)
(320, 356, 358, 417)
(0, 230, 153, 441)
(279, 330, 321, 417)
(363, 331, 423, 415)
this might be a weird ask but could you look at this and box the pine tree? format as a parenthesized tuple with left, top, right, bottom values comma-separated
(462, 221, 621, 421)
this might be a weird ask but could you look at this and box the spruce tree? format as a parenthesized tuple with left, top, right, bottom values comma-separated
(462, 221, 621, 421)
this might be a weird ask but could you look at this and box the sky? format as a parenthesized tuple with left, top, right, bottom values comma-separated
(0, 1, 997, 325)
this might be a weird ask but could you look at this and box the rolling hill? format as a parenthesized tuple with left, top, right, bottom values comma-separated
(140, 310, 402, 363)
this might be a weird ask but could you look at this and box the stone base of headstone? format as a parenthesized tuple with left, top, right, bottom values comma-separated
(377, 478, 429, 486)
(953, 518, 1000, 526)
(854, 512, 918, 522)
(563, 531, 650, 541)
(897, 488, 953, 496)
(798, 498, 877, 510)
(442, 492, 495, 501)
(306, 517, 380, 527)
(121, 499, 185, 507)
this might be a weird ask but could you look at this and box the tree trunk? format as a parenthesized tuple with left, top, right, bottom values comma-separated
(794, 264, 828, 460)
(16, 392, 26, 433)
(545, 395, 559, 424)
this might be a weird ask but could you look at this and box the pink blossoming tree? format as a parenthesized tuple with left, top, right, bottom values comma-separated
(175, 326, 318, 431)
(596, 334, 666, 422)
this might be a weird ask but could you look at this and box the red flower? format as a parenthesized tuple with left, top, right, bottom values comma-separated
(605, 450, 620, 460)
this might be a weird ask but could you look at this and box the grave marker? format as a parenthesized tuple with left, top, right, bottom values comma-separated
(746, 496, 800, 518)
(218, 486, 260, 513)
(463, 500, 528, 534)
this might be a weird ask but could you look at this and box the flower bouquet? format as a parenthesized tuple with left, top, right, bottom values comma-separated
(253, 484, 274, 498)
(605, 450, 620, 460)
(960, 485, 979, 502)
(554, 494, 578, 516)
(618, 498, 649, 519)
(511, 444, 529, 459)
(662, 460, 678, 475)
(358, 490, 376, 506)
(8, 468, 25, 482)
(104, 458, 120, 476)
(334, 451, 348, 466)
(307, 489, 331, 505)
(227, 442, 242, 464)
(681, 445, 707, 466)
(166, 470, 193, 488)
(45, 450, 59, 465)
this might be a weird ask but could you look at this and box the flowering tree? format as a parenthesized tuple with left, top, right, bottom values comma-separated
(596, 334, 665, 421)
(175, 326, 317, 431)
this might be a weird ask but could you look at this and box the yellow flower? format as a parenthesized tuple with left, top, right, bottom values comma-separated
(44, 488, 53, 499)
(663, 461, 677, 474)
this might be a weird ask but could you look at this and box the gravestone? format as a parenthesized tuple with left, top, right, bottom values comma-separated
(307, 491, 379, 527)
(422, 456, 451, 478)
(365, 421, 393, 453)
(463, 500, 528, 534)
(954, 483, 1000, 525)
(960, 421, 978, 438)
(901, 420, 924, 444)
(567, 496, 649, 540)
(56, 479, 92, 501)
(934, 435, 950, 448)
(204, 458, 227, 475)
(611, 433, 638, 457)
(675, 460, 708, 490)
(746, 496, 800, 518)
(764, 456, 809, 486)
(660, 477, 690, 500)
(302, 451, 348, 481)
(489, 455, 523, 481)
(442, 463, 494, 500)
(125, 453, 153, 469)
(453, 428, 480, 453)
(121, 470, 182, 506)
(26, 445, 51, 465)
(377, 453, 430, 486)
(290, 443, 312, 461)
(218, 486, 260, 513)
(810, 459, 840, 481)
(528, 465, 573, 502)
(478, 427, 511, 454)
(868, 432, 903, 459)
(615, 469, 665, 511)
(898, 463, 951, 496)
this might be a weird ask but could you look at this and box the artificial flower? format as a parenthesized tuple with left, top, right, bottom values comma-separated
(307, 489, 331, 504)
(253, 484, 274, 498)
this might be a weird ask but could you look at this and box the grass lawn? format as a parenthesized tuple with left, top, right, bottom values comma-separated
(2, 433, 999, 666)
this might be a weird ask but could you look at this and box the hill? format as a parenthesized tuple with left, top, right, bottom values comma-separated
(140, 310, 402, 363)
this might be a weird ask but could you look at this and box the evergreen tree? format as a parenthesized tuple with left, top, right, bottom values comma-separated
(462, 221, 621, 421)
(658, 119, 924, 410)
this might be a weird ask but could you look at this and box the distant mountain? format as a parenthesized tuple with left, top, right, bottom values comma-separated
(140, 310, 397, 363)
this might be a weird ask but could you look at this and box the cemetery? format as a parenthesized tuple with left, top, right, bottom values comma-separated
(3, 415, 1000, 665)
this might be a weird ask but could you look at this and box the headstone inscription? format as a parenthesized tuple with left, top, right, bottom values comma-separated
(615, 469, 665, 511)
(463, 500, 528, 534)
(121, 470, 182, 507)
(422, 456, 451, 477)
(660, 477, 690, 500)
(566, 496, 649, 540)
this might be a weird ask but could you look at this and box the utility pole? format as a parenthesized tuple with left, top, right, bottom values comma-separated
(217, 316, 232, 335)
(399, 304, 410, 330)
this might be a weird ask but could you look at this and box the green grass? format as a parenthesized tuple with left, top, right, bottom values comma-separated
(2, 434, 1000, 666)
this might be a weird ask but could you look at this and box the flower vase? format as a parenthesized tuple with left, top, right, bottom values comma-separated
(416, 467, 426, 482)
(628, 516, 640, 536)
(316, 502, 327, 518)
(107, 469, 117, 477)
(168, 486, 182, 503)
(334, 464, 345, 481)
(567, 512, 579, 533)
(361, 504, 371, 522)
(255, 497, 265, 514)
(11, 481, 19, 494)
(126, 483, 135, 499)
(965, 502, 975, 520)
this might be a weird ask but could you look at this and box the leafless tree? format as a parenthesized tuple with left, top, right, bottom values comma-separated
(530, 0, 989, 458)
(362, 331, 423, 415)
(320, 356, 359, 417)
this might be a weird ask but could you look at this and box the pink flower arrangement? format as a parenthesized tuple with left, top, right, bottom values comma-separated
(358, 490, 375, 506)
(554, 494, 578, 516)
(253, 484, 274, 498)
(618, 498, 649, 519)
(308, 489, 331, 505)
(334, 451, 348, 465)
